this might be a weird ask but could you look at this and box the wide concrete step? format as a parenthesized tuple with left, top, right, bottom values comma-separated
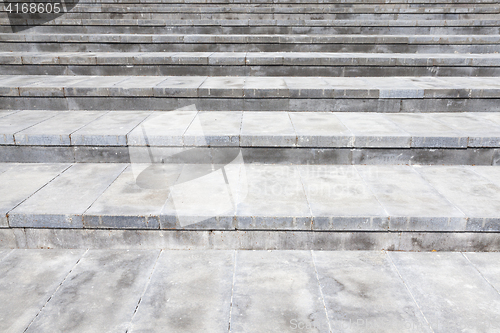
(1, 110, 499, 165)
(4, 19, 499, 35)
(2, 33, 499, 52)
(1, 75, 499, 112)
(1, 162, 500, 234)
(2, 52, 499, 77)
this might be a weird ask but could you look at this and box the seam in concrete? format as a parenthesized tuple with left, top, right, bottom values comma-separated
(227, 250, 237, 332)
(297, 164, 313, 230)
(22, 248, 89, 333)
(410, 165, 468, 219)
(125, 248, 163, 333)
(286, 111, 299, 146)
(5, 163, 73, 226)
(387, 252, 435, 333)
(11, 112, 61, 145)
(462, 252, 500, 297)
(68, 110, 111, 140)
(80, 163, 129, 225)
(311, 250, 333, 333)
(125, 110, 156, 147)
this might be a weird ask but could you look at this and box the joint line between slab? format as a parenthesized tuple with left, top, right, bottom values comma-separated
(22, 248, 89, 333)
(227, 250, 237, 332)
(125, 248, 163, 333)
(311, 250, 332, 333)
(6, 163, 73, 225)
(462, 252, 500, 297)
(387, 252, 435, 333)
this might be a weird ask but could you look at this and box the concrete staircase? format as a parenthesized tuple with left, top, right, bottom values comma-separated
(0, 0, 499, 250)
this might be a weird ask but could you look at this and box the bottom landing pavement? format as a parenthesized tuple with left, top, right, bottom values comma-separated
(1, 249, 500, 333)
(0, 163, 500, 251)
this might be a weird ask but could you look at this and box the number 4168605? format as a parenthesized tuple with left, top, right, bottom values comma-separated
(4, 2, 61, 14)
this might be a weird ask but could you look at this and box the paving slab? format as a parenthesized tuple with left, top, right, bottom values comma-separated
(184, 111, 242, 146)
(71, 111, 152, 146)
(64, 76, 130, 97)
(0, 163, 70, 228)
(0, 249, 84, 333)
(235, 164, 311, 229)
(240, 111, 296, 147)
(153, 76, 207, 97)
(289, 112, 352, 147)
(129, 250, 234, 333)
(108, 76, 168, 96)
(127, 110, 197, 146)
(432, 113, 500, 147)
(463, 252, 500, 293)
(25, 250, 160, 333)
(14, 111, 106, 146)
(0, 110, 58, 144)
(356, 165, 466, 231)
(199, 77, 245, 98)
(161, 160, 244, 229)
(8, 163, 127, 228)
(230, 251, 329, 333)
(384, 113, 466, 148)
(313, 251, 432, 333)
(83, 164, 170, 229)
(298, 165, 387, 230)
(414, 165, 500, 230)
(335, 113, 411, 148)
(389, 252, 500, 333)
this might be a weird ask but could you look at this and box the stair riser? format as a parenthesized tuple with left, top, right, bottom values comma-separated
(4, 42, 500, 53)
(4, 25, 499, 34)
(2, 64, 499, 77)
(0, 145, 497, 165)
(2, 97, 500, 112)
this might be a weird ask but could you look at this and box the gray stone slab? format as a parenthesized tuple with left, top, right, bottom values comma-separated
(72, 111, 151, 146)
(298, 165, 387, 230)
(0, 249, 84, 333)
(243, 77, 288, 98)
(184, 111, 242, 146)
(19, 76, 91, 97)
(84, 164, 167, 229)
(0, 75, 50, 96)
(25, 250, 160, 333)
(289, 112, 353, 147)
(284, 77, 332, 98)
(0, 163, 70, 228)
(199, 77, 245, 97)
(127, 110, 197, 146)
(432, 113, 500, 147)
(0, 110, 58, 144)
(414, 165, 500, 230)
(9, 163, 127, 228)
(64, 76, 130, 97)
(335, 113, 411, 148)
(129, 250, 234, 333)
(313, 251, 432, 333)
(468, 165, 500, 188)
(240, 111, 296, 147)
(230, 251, 329, 333)
(463, 252, 500, 293)
(385, 113, 466, 148)
(108, 76, 168, 96)
(235, 164, 311, 229)
(0, 110, 19, 119)
(153, 76, 207, 98)
(357, 165, 466, 231)
(15, 111, 106, 146)
(161, 160, 244, 229)
(389, 252, 500, 332)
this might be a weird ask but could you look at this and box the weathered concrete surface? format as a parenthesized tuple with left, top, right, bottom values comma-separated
(389, 252, 500, 333)
(8, 163, 127, 228)
(129, 250, 235, 333)
(230, 251, 330, 333)
(0, 249, 84, 333)
(313, 251, 432, 332)
(25, 250, 160, 333)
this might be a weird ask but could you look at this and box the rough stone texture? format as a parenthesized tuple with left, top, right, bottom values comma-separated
(129, 250, 235, 333)
(389, 252, 500, 332)
(25, 250, 160, 333)
(0, 249, 84, 333)
(230, 251, 330, 333)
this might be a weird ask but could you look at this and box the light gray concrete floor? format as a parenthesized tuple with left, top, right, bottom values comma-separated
(0, 249, 499, 333)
